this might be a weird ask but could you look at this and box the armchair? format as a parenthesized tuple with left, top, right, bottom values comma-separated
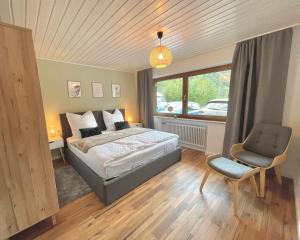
(230, 123, 292, 197)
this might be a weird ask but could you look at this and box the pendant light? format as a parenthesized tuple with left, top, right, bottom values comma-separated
(149, 31, 172, 69)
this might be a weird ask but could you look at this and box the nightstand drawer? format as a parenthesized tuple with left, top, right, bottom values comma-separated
(49, 138, 64, 150)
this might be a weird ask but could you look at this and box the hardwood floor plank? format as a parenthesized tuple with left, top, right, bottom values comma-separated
(12, 148, 297, 240)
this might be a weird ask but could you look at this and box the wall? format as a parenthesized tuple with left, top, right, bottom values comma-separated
(282, 25, 300, 236)
(37, 59, 138, 133)
(153, 46, 235, 78)
(282, 26, 300, 179)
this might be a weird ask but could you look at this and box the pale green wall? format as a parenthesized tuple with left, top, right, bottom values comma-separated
(37, 59, 138, 133)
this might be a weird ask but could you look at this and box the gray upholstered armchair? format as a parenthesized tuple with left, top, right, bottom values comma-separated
(230, 123, 292, 197)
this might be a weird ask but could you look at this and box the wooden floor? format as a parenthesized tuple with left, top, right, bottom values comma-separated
(12, 148, 297, 240)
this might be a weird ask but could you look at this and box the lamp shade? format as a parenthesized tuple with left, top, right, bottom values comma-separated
(49, 126, 56, 137)
(127, 116, 133, 123)
(149, 45, 172, 69)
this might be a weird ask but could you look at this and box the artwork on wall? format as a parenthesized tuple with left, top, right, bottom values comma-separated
(92, 82, 103, 98)
(112, 84, 121, 98)
(67, 81, 81, 98)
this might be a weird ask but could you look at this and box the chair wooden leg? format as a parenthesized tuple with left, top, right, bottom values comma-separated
(199, 170, 210, 192)
(260, 169, 266, 197)
(250, 175, 259, 196)
(274, 166, 282, 185)
(231, 182, 239, 216)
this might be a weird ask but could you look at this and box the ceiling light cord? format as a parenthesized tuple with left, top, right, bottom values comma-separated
(157, 31, 163, 47)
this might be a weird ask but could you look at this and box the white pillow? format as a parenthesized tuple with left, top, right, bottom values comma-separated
(66, 111, 98, 138)
(102, 109, 124, 131)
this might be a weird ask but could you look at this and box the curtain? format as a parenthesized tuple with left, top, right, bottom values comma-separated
(223, 28, 293, 156)
(137, 68, 154, 128)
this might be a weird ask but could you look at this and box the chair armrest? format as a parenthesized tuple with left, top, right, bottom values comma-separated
(230, 143, 244, 159)
(272, 152, 288, 167)
(272, 137, 291, 167)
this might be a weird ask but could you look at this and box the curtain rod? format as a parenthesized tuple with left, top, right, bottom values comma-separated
(236, 22, 300, 43)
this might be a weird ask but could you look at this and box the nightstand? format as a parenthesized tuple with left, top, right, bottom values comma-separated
(49, 136, 66, 164)
(130, 122, 143, 128)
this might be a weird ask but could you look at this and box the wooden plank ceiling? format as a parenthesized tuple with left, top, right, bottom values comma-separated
(1, 0, 300, 72)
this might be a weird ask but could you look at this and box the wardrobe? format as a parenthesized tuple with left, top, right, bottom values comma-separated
(0, 22, 58, 239)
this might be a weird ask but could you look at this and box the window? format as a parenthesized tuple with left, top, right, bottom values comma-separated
(187, 70, 230, 117)
(156, 78, 183, 114)
(154, 64, 231, 121)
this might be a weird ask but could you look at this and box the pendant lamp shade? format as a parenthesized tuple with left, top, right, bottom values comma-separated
(149, 31, 172, 69)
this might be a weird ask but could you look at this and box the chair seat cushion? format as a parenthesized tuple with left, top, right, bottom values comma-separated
(235, 150, 273, 168)
(208, 157, 253, 179)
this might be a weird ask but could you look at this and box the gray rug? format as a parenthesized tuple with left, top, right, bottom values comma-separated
(54, 165, 91, 207)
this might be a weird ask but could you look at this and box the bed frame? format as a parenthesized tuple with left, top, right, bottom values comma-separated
(59, 109, 181, 205)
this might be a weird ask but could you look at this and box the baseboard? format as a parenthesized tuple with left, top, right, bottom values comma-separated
(180, 143, 205, 152)
(205, 151, 218, 156)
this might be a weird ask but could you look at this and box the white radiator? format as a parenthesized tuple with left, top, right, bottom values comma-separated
(161, 120, 207, 151)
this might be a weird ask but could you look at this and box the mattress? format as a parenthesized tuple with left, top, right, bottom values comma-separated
(67, 131, 179, 180)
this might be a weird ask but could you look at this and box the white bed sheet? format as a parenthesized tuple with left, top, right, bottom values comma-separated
(67, 133, 179, 179)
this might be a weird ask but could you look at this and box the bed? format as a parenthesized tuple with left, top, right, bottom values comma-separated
(59, 109, 181, 205)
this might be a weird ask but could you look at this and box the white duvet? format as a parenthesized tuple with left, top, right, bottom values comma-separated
(69, 130, 179, 166)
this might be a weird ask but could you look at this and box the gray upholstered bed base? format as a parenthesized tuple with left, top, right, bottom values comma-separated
(65, 147, 181, 205)
(60, 109, 181, 205)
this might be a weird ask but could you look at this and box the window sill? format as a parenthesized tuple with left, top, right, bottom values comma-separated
(154, 115, 226, 125)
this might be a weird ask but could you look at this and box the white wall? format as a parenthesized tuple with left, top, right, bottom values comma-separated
(153, 46, 234, 78)
(282, 25, 300, 237)
(282, 25, 300, 179)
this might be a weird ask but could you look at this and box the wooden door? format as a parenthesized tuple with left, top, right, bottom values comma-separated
(0, 22, 58, 239)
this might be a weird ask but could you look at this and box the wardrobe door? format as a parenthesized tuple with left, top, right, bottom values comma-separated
(0, 23, 59, 239)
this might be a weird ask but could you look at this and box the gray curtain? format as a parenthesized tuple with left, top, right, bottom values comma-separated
(223, 28, 293, 156)
(137, 68, 154, 128)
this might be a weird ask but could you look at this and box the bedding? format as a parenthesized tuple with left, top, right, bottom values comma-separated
(67, 129, 179, 179)
(79, 126, 102, 138)
(71, 127, 152, 153)
(114, 121, 130, 130)
(103, 109, 124, 131)
(66, 111, 97, 138)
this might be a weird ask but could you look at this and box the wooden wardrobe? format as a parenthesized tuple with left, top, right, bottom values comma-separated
(0, 22, 58, 239)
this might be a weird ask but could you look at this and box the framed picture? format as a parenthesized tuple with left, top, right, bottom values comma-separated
(92, 82, 103, 98)
(67, 81, 81, 98)
(112, 84, 121, 98)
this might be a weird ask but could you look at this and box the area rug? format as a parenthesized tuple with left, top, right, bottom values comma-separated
(54, 165, 91, 207)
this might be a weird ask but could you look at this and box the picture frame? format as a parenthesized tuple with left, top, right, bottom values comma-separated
(67, 81, 81, 98)
(92, 82, 103, 98)
(112, 84, 121, 98)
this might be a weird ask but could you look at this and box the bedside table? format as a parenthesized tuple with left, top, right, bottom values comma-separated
(130, 122, 143, 128)
(49, 136, 66, 164)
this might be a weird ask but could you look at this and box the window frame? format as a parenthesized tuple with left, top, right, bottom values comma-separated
(153, 64, 231, 122)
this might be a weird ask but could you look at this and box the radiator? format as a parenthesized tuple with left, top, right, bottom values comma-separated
(161, 121, 207, 151)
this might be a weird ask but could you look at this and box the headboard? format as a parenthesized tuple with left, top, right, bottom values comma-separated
(59, 109, 125, 141)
